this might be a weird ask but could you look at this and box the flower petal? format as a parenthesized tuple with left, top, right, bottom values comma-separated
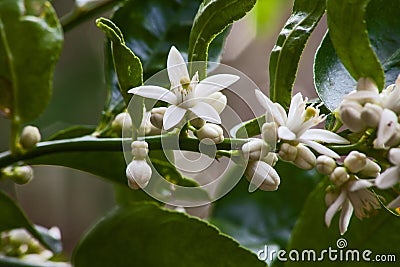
(167, 46, 189, 88)
(287, 92, 304, 126)
(325, 190, 346, 227)
(339, 199, 354, 235)
(374, 108, 398, 149)
(300, 129, 350, 144)
(128, 86, 177, 105)
(163, 105, 187, 131)
(278, 126, 296, 140)
(189, 102, 221, 124)
(346, 179, 373, 192)
(343, 90, 380, 102)
(301, 140, 340, 158)
(195, 74, 239, 97)
(387, 195, 400, 209)
(375, 166, 400, 189)
(389, 148, 400, 165)
(255, 90, 286, 125)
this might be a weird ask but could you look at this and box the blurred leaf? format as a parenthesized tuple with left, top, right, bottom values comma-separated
(235, 115, 265, 138)
(188, 0, 256, 78)
(46, 126, 96, 141)
(315, 0, 400, 111)
(326, 0, 384, 91)
(73, 203, 266, 267)
(0, 256, 70, 267)
(0, 0, 63, 122)
(210, 161, 321, 252)
(0, 191, 61, 253)
(269, 0, 325, 109)
(286, 179, 400, 266)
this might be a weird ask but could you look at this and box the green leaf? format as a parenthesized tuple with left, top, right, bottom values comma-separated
(73, 203, 266, 267)
(0, 191, 62, 254)
(0, 0, 63, 122)
(286, 179, 400, 266)
(235, 115, 266, 138)
(188, 0, 257, 78)
(326, 0, 385, 91)
(210, 161, 321, 251)
(315, 0, 400, 111)
(46, 126, 96, 141)
(269, 0, 325, 109)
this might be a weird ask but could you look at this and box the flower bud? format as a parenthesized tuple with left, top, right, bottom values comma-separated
(245, 161, 280, 191)
(316, 155, 336, 175)
(196, 123, 224, 144)
(262, 122, 277, 148)
(8, 229, 32, 244)
(204, 92, 227, 114)
(20, 126, 41, 149)
(241, 139, 269, 161)
(263, 152, 278, 167)
(293, 144, 316, 170)
(344, 151, 367, 173)
(126, 160, 152, 189)
(356, 77, 379, 93)
(190, 118, 205, 129)
(357, 158, 381, 178)
(111, 112, 132, 136)
(150, 107, 167, 129)
(131, 141, 149, 160)
(3, 166, 34, 185)
(339, 100, 367, 132)
(278, 143, 297, 162)
(361, 103, 382, 128)
(330, 167, 349, 186)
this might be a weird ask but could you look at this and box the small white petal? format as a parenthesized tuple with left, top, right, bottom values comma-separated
(300, 129, 349, 144)
(339, 199, 354, 235)
(301, 140, 340, 158)
(343, 90, 380, 102)
(374, 108, 398, 148)
(195, 74, 239, 97)
(287, 93, 304, 126)
(167, 46, 189, 87)
(325, 190, 346, 227)
(163, 105, 187, 131)
(129, 86, 177, 105)
(255, 90, 286, 125)
(389, 148, 400, 165)
(387, 195, 400, 209)
(189, 102, 221, 124)
(278, 126, 296, 140)
(347, 179, 373, 192)
(375, 166, 400, 189)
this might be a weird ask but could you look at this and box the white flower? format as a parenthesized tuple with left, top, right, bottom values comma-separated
(325, 179, 379, 235)
(129, 46, 239, 131)
(373, 108, 399, 149)
(255, 91, 349, 158)
(375, 148, 400, 189)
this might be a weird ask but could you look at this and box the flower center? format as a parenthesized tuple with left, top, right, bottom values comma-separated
(304, 106, 318, 121)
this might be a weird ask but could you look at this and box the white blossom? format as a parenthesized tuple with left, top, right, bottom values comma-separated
(129, 46, 239, 131)
(375, 148, 400, 189)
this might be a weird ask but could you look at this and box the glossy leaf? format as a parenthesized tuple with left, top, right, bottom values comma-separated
(210, 161, 321, 251)
(188, 0, 256, 78)
(0, 0, 63, 122)
(286, 179, 400, 266)
(326, 0, 384, 90)
(234, 115, 265, 138)
(269, 0, 325, 109)
(73, 203, 266, 267)
(315, 0, 400, 111)
(0, 191, 62, 254)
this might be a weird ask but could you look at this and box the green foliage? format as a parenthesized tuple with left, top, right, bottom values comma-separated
(0, 191, 61, 254)
(315, 0, 400, 111)
(188, 0, 257, 78)
(286, 179, 400, 266)
(73, 203, 266, 267)
(269, 0, 325, 109)
(0, 0, 63, 123)
(235, 115, 266, 138)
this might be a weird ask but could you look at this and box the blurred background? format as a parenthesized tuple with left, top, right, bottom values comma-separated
(0, 0, 327, 254)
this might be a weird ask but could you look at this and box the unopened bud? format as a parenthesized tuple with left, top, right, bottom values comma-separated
(339, 101, 366, 132)
(279, 143, 297, 162)
(126, 160, 152, 189)
(361, 103, 382, 128)
(20, 126, 41, 149)
(293, 144, 316, 170)
(204, 92, 227, 114)
(356, 77, 379, 93)
(241, 139, 269, 161)
(150, 107, 167, 129)
(3, 166, 34, 185)
(190, 118, 205, 129)
(357, 159, 381, 178)
(330, 167, 349, 186)
(111, 112, 132, 136)
(196, 123, 224, 144)
(263, 152, 278, 167)
(262, 122, 277, 148)
(131, 141, 149, 159)
(344, 151, 367, 173)
(316, 155, 336, 175)
(245, 161, 280, 191)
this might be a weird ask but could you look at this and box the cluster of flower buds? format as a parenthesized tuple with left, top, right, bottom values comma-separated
(1, 165, 34, 185)
(126, 141, 152, 189)
(316, 151, 381, 235)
